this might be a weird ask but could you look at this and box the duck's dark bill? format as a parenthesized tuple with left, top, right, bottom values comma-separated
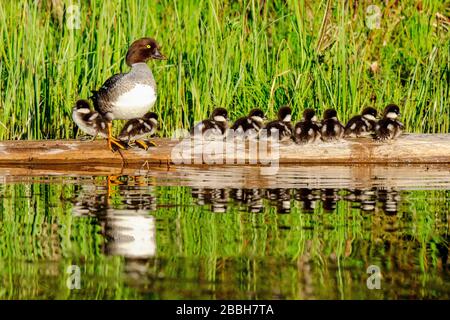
(152, 49, 166, 60)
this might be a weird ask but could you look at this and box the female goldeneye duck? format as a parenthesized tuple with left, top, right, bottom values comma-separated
(264, 106, 293, 141)
(320, 108, 344, 142)
(231, 108, 266, 137)
(190, 107, 229, 138)
(374, 104, 404, 141)
(344, 107, 378, 137)
(72, 99, 109, 140)
(118, 112, 159, 150)
(293, 108, 321, 144)
(89, 37, 166, 152)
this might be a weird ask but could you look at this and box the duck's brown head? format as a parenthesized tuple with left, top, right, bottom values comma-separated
(126, 37, 166, 66)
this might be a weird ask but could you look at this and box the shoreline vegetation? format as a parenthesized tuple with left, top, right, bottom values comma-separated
(0, 0, 449, 140)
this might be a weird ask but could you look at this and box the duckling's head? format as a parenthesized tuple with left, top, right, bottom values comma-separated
(143, 112, 159, 125)
(126, 37, 166, 66)
(211, 108, 228, 123)
(249, 108, 266, 123)
(361, 107, 378, 121)
(73, 99, 91, 113)
(302, 108, 317, 122)
(323, 108, 338, 120)
(383, 104, 400, 119)
(277, 106, 292, 122)
(143, 111, 158, 121)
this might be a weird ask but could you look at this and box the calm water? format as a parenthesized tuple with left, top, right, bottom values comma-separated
(0, 165, 449, 299)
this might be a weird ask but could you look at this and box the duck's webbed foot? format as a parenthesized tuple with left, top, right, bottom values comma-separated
(107, 122, 129, 152)
(109, 136, 129, 152)
(108, 138, 130, 152)
(133, 139, 157, 150)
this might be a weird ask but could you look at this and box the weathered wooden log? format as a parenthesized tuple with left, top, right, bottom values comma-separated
(0, 134, 449, 165)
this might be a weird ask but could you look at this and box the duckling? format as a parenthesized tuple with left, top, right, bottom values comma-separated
(294, 108, 321, 144)
(118, 112, 159, 150)
(264, 106, 293, 141)
(321, 108, 344, 142)
(190, 107, 228, 138)
(72, 99, 109, 140)
(231, 108, 266, 137)
(373, 104, 404, 141)
(344, 107, 378, 137)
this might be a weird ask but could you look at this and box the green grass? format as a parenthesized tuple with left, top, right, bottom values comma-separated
(0, 0, 449, 140)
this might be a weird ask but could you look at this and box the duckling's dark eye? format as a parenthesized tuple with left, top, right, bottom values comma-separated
(146, 45, 151, 49)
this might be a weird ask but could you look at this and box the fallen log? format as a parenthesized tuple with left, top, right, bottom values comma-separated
(0, 134, 448, 165)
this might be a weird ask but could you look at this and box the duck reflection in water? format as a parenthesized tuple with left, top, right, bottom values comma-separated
(265, 188, 292, 214)
(191, 188, 229, 213)
(71, 179, 157, 259)
(230, 188, 264, 213)
(345, 188, 377, 212)
(377, 187, 401, 215)
(321, 188, 340, 212)
(294, 188, 321, 213)
(189, 187, 401, 215)
(71, 180, 403, 255)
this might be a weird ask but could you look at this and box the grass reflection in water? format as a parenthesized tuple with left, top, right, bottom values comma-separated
(0, 175, 448, 299)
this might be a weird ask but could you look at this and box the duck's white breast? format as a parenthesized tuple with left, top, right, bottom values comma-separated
(112, 84, 156, 120)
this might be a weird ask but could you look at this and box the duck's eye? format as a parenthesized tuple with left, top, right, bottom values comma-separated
(146, 44, 151, 49)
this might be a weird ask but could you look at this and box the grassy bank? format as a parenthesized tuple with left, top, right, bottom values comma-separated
(0, 0, 449, 140)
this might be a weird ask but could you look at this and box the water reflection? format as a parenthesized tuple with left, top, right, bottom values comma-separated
(230, 188, 264, 213)
(0, 173, 448, 299)
(321, 188, 340, 212)
(103, 211, 156, 258)
(187, 186, 402, 215)
(70, 179, 408, 263)
(191, 188, 228, 213)
(377, 188, 401, 215)
(72, 182, 157, 259)
(345, 188, 377, 212)
(294, 188, 320, 213)
(72, 182, 406, 219)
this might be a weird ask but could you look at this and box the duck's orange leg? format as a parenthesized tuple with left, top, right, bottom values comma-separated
(107, 122, 128, 152)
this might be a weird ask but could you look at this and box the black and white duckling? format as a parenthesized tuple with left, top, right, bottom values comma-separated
(344, 107, 378, 137)
(90, 37, 166, 151)
(190, 107, 229, 138)
(320, 108, 344, 142)
(293, 108, 321, 144)
(72, 99, 109, 139)
(118, 112, 159, 150)
(230, 108, 266, 137)
(373, 104, 404, 141)
(264, 106, 293, 141)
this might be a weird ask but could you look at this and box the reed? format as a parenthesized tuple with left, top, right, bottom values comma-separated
(0, 0, 449, 140)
